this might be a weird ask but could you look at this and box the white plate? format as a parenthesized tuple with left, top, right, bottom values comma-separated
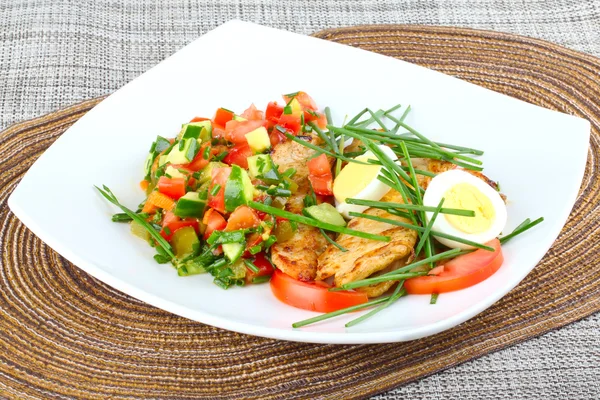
(8, 21, 590, 344)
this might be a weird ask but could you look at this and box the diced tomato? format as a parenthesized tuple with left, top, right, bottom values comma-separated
(404, 239, 504, 294)
(226, 205, 260, 231)
(270, 270, 368, 312)
(207, 167, 231, 213)
(277, 114, 302, 135)
(283, 91, 318, 111)
(212, 126, 226, 140)
(305, 111, 327, 129)
(223, 143, 253, 169)
(245, 253, 275, 284)
(202, 208, 228, 240)
(190, 117, 210, 123)
(214, 108, 234, 128)
(160, 211, 200, 241)
(265, 102, 284, 122)
(185, 142, 212, 171)
(224, 119, 266, 145)
(157, 176, 186, 200)
(307, 154, 333, 195)
(241, 104, 264, 121)
(307, 153, 331, 175)
(269, 128, 287, 147)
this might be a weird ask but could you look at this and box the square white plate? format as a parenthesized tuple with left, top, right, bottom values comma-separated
(8, 21, 590, 344)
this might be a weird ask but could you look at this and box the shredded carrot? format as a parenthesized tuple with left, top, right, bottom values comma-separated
(146, 191, 175, 211)
(140, 180, 149, 191)
(142, 201, 158, 214)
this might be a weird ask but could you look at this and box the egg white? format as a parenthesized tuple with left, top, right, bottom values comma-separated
(423, 169, 507, 249)
(334, 145, 397, 219)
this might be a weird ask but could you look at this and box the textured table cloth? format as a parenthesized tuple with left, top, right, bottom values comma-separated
(1, 1, 599, 399)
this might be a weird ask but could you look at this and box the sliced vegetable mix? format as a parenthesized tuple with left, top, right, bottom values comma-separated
(97, 91, 544, 328)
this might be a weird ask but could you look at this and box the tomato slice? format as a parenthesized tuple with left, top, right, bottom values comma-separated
(307, 154, 333, 195)
(225, 205, 260, 231)
(270, 270, 368, 312)
(224, 119, 266, 145)
(202, 208, 228, 240)
(157, 176, 186, 200)
(160, 211, 200, 241)
(404, 239, 504, 294)
(207, 167, 231, 213)
(245, 253, 275, 284)
(214, 108, 234, 128)
(223, 143, 253, 169)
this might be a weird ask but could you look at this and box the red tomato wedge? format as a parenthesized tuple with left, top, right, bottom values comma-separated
(224, 119, 266, 144)
(270, 270, 369, 312)
(223, 143, 253, 169)
(214, 108, 234, 128)
(207, 167, 231, 213)
(404, 239, 504, 294)
(225, 205, 260, 231)
(245, 253, 275, 284)
(160, 211, 200, 241)
(157, 176, 186, 200)
(202, 208, 228, 240)
(307, 154, 333, 195)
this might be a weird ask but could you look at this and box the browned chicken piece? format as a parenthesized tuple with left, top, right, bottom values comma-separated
(269, 136, 331, 281)
(317, 190, 417, 296)
(271, 224, 331, 281)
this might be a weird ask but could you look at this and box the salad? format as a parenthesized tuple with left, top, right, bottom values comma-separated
(97, 91, 543, 328)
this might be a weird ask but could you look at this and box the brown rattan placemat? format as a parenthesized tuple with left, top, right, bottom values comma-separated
(1, 25, 599, 399)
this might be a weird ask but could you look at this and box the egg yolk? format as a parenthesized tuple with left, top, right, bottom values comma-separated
(443, 183, 495, 234)
(333, 154, 381, 203)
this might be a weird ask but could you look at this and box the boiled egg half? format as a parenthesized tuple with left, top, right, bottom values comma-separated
(333, 145, 397, 218)
(423, 169, 507, 249)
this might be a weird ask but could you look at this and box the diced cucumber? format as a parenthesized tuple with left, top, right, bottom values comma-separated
(197, 161, 227, 185)
(166, 138, 199, 165)
(245, 127, 270, 153)
(171, 227, 200, 259)
(224, 165, 254, 212)
(130, 220, 150, 242)
(222, 242, 244, 263)
(174, 191, 207, 218)
(178, 120, 212, 142)
(247, 154, 272, 178)
(305, 203, 346, 226)
(165, 165, 186, 179)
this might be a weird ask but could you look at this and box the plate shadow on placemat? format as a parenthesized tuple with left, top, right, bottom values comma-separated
(0, 25, 598, 399)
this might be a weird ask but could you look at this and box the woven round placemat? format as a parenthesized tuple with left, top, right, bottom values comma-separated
(1, 25, 599, 399)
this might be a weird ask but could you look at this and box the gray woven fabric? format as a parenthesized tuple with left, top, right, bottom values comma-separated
(1, 0, 599, 399)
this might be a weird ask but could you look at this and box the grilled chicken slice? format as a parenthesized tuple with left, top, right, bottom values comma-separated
(271, 224, 330, 281)
(269, 136, 330, 281)
(317, 190, 417, 296)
